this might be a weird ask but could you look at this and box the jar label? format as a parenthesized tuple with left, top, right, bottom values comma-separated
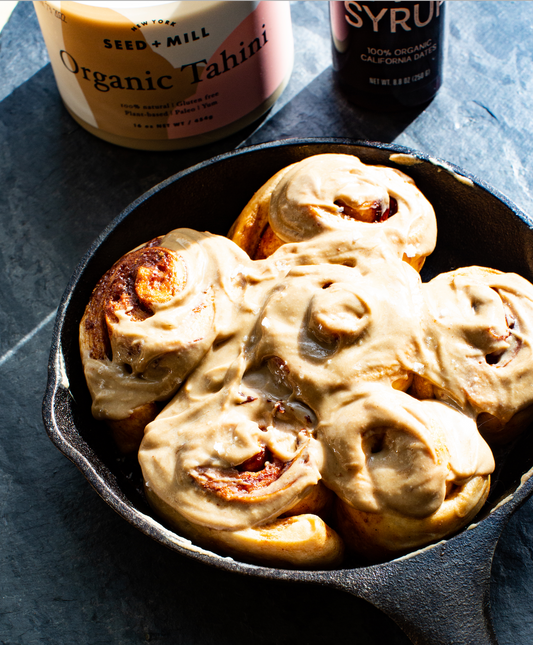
(34, 1, 293, 141)
(331, 1, 444, 100)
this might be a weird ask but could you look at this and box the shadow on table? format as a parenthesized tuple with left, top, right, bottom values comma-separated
(0, 63, 274, 278)
(44, 467, 412, 645)
(245, 66, 426, 146)
(0, 58, 412, 645)
(0, 62, 423, 299)
(2, 55, 527, 645)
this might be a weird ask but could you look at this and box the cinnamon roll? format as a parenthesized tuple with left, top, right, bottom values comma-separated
(412, 266, 533, 443)
(228, 154, 437, 271)
(319, 386, 494, 561)
(138, 376, 343, 568)
(248, 257, 427, 410)
(79, 228, 251, 453)
(80, 152, 531, 568)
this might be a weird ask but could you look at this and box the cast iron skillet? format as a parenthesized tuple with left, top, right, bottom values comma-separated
(43, 139, 533, 645)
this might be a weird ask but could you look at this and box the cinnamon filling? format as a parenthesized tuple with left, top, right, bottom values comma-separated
(191, 447, 289, 500)
(83, 238, 174, 360)
(106, 246, 183, 323)
(334, 196, 398, 223)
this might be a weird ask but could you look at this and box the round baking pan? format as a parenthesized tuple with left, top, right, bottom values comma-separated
(43, 139, 533, 645)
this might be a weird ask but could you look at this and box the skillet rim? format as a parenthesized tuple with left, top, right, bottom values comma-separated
(42, 136, 533, 582)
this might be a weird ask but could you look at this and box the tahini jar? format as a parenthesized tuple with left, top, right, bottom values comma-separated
(34, 1, 293, 150)
(330, 1, 445, 110)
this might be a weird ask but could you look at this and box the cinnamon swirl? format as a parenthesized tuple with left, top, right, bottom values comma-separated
(79, 153, 533, 568)
(228, 154, 437, 271)
(411, 266, 533, 443)
(79, 229, 251, 453)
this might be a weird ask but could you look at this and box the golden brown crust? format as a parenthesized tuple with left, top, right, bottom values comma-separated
(255, 225, 285, 260)
(80, 237, 181, 360)
(108, 402, 159, 454)
(409, 373, 436, 400)
(79, 238, 187, 453)
(227, 164, 296, 259)
(145, 485, 344, 569)
(281, 481, 335, 520)
(335, 475, 490, 563)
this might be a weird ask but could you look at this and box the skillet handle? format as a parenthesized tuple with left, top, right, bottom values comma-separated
(325, 509, 509, 645)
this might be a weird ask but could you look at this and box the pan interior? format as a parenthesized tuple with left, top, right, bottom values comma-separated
(47, 140, 533, 573)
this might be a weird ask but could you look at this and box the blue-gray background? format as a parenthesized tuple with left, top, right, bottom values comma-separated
(1, 2, 532, 643)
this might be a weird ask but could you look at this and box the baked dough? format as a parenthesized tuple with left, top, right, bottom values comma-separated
(335, 474, 490, 562)
(411, 266, 533, 442)
(79, 229, 250, 452)
(80, 154, 532, 567)
(228, 154, 437, 271)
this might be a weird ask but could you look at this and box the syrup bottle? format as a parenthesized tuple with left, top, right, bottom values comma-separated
(330, 1, 445, 111)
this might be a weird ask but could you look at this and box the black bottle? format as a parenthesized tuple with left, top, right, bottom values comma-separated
(330, 1, 445, 110)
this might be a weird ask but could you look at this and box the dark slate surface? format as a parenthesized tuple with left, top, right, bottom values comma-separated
(1, 2, 533, 643)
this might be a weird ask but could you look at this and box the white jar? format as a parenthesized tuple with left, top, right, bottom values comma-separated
(34, 1, 293, 150)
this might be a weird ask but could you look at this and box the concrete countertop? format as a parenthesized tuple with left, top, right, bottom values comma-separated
(1, 2, 533, 643)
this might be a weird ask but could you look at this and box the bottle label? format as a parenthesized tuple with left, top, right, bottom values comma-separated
(331, 1, 444, 98)
(34, 1, 293, 141)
